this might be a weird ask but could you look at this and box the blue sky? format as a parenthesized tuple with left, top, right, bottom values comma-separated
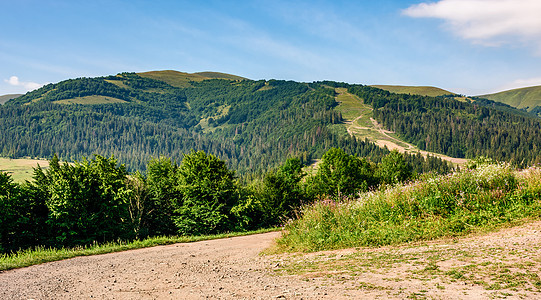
(1, 0, 541, 95)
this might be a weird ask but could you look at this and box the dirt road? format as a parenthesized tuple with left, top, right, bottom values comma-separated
(1, 222, 540, 299)
(1, 232, 343, 299)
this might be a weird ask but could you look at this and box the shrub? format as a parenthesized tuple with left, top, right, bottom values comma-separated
(173, 150, 238, 235)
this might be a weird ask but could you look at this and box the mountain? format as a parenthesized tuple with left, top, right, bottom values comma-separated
(370, 85, 455, 97)
(478, 85, 541, 113)
(2, 71, 407, 174)
(3, 70, 540, 175)
(0, 94, 22, 104)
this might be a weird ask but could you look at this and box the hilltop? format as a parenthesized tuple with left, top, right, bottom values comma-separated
(137, 70, 246, 88)
(370, 85, 454, 97)
(0, 94, 22, 105)
(478, 85, 541, 114)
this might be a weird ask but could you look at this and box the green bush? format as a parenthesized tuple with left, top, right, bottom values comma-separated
(173, 150, 238, 235)
(311, 148, 377, 199)
(33, 155, 132, 246)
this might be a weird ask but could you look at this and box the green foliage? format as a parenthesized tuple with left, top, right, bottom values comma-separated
(348, 85, 541, 166)
(278, 163, 541, 252)
(34, 155, 132, 246)
(464, 156, 498, 170)
(173, 150, 238, 235)
(312, 148, 377, 198)
(0, 172, 48, 253)
(144, 157, 179, 235)
(256, 157, 308, 225)
(377, 150, 413, 185)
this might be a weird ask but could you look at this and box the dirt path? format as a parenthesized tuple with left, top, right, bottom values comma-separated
(2, 222, 540, 299)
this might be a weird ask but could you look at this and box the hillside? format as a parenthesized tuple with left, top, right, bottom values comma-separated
(2, 71, 540, 174)
(478, 85, 541, 113)
(1, 72, 396, 173)
(0, 94, 22, 105)
(370, 85, 454, 97)
(137, 70, 246, 88)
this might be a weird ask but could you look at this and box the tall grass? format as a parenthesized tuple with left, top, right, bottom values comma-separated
(0, 228, 277, 271)
(277, 164, 541, 252)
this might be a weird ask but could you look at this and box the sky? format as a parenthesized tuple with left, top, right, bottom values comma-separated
(1, 0, 541, 96)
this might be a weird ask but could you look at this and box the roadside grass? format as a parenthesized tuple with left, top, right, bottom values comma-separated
(276, 163, 541, 252)
(0, 228, 278, 271)
(272, 219, 541, 295)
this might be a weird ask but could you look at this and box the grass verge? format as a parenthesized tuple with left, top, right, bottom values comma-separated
(276, 163, 541, 252)
(0, 228, 278, 271)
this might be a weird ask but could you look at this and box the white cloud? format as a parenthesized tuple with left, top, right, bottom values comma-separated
(403, 0, 541, 49)
(4, 76, 43, 91)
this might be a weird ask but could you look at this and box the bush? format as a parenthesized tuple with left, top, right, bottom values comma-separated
(33, 155, 132, 246)
(173, 150, 238, 235)
(312, 148, 377, 199)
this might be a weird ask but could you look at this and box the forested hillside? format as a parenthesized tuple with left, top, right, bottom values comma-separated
(348, 85, 541, 166)
(5, 70, 538, 176)
(3, 72, 451, 175)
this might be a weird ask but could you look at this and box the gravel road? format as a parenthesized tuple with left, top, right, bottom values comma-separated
(2, 222, 540, 299)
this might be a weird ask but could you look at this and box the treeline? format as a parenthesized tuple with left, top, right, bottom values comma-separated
(348, 85, 541, 166)
(0, 148, 436, 253)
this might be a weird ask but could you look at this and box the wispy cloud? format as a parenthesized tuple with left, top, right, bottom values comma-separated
(4, 76, 44, 91)
(403, 0, 541, 50)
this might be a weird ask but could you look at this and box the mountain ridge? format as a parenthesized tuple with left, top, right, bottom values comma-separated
(2, 70, 541, 174)
(478, 85, 541, 112)
(370, 85, 455, 97)
(0, 94, 23, 105)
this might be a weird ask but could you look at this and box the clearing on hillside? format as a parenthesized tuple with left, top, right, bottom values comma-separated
(335, 88, 467, 165)
(0, 157, 49, 182)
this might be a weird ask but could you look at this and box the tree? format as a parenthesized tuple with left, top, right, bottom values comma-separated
(173, 150, 238, 235)
(0, 172, 48, 252)
(34, 155, 132, 245)
(377, 150, 413, 185)
(145, 157, 179, 236)
(258, 157, 307, 225)
(313, 148, 377, 198)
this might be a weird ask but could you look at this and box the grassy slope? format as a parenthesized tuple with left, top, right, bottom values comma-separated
(479, 85, 541, 110)
(0, 157, 49, 182)
(138, 70, 246, 88)
(138, 70, 208, 88)
(371, 85, 454, 97)
(334, 88, 466, 165)
(276, 164, 541, 252)
(0, 94, 23, 105)
(194, 71, 247, 81)
(53, 95, 128, 105)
